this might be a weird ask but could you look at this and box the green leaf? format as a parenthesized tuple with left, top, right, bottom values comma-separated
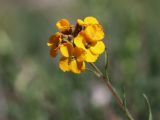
(122, 87, 127, 110)
(143, 94, 153, 120)
(104, 48, 108, 76)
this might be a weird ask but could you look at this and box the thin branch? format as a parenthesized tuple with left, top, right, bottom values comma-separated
(90, 63, 103, 77)
(89, 63, 135, 120)
(86, 68, 101, 77)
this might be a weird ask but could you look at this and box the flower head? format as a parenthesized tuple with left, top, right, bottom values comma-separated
(56, 19, 72, 34)
(59, 43, 86, 74)
(77, 16, 104, 42)
(74, 32, 105, 62)
(74, 16, 105, 62)
(47, 16, 106, 73)
(47, 32, 62, 57)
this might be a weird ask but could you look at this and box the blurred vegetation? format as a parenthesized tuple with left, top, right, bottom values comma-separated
(0, 0, 160, 120)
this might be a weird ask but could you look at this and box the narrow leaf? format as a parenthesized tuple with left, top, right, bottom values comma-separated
(104, 48, 108, 75)
(143, 94, 153, 120)
(122, 87, 127, 110)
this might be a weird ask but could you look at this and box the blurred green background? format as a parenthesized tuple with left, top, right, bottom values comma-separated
(0, 0, 160, 120)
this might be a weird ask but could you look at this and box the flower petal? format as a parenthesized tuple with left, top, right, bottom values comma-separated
(85, 49, 99, 62)
(74, 47, 86, 62)
(60, 43, 73, 57)
(50, 45, 58, 57)
(84, 16, 99, 24)
(74, 34, 86, 49)
(77, 19, 84, 26)
(90, 41, 105, 55)
(56, 19, 70, 32)
(85, 25, 104, 42)
(77, 61, 85, 71)
(47, 32, 61, 46)
(69, 60, 81, 74)
(59, 57, 70, 72)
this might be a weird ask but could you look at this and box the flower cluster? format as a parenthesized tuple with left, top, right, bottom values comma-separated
(47, 16, 105, 74)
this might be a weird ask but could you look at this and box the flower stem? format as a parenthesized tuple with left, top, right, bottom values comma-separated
(90, 63, 103, 77)
(103, 74, 134, 120)
(89, 63, 135, 120)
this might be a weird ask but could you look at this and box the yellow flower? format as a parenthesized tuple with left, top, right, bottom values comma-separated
(56, 19, 71, 32)
(59, 43, 86, 73)
(47, 16, 106, 73)
(84, 24, 104, 42)
(74, 32, 105, 62)
(47, 32, 62, 57)
(77, 16, 99, 26)
(77, 16, 104, 42)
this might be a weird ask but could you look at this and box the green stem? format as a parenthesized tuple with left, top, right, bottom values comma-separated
(89, 63, 135, 120)
(90, 63, 103, 77)
(86, 68, 101, 77)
